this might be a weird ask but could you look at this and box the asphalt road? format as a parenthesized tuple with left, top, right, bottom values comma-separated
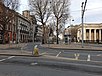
(0, 42, 102, 76)
(0, 55, 102, 76)
(1, 42, 102, 65)
(21, 42, 102, 62)
(0, 63, 101, 76)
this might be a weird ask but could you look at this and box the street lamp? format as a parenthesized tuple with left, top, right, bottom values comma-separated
(69, 16, 74, 44)
(81, 0, 87, 48)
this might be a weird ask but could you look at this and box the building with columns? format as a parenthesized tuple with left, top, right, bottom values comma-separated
(77, 23, 102, 43)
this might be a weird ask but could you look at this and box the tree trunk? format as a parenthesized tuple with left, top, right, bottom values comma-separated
(56, 19, 59, 44)
(2, 23, 6, 44)
(42, 25, 45, 44)
(2, 29, 5, 44)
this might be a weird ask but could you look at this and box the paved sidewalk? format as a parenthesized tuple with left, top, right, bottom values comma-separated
(42, 42, 102, 51)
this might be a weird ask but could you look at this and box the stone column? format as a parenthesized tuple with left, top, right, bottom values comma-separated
(89, 29, 91, 42)
(77, 30, 80, 42)
(84, 28, 86, 41)
(99, 29, 101, 42)
(94, 29, 96, 42)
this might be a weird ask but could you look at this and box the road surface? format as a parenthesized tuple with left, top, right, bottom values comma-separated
(0, 55, 101, 76)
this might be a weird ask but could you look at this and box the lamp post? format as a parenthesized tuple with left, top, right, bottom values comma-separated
(69, 16, 74, 44)
(81, 2, 84, 48)
(81, 0, 87, 48)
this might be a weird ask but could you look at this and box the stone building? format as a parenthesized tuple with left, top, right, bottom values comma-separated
(16, 13, 31, 43)
(77, 23, 102, 43)
(16, 10, 36, 43)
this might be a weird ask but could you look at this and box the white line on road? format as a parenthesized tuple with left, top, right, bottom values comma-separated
(97, 54, 102, 56)
(56, 52, 61, 57)
(0, 56, 15, 62)
(30, 62, 38, 65)
(40, 52, 47, 55)
(7, 56, 15, 59)
(0, 59, 6, 62)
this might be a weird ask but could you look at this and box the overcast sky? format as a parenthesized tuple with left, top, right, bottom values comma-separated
(70, 0, 102, 25)
(19, 0, 102, 26)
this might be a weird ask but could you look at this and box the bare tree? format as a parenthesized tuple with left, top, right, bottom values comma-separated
(0, 0, 19, 43)
(51, 0, 70, 44)
(70, 25, 79, 42)
(1, 0, 19, 10)
(29, 0, 51, 44)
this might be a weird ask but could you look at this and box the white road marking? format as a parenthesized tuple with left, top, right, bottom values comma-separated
(0, 59, 6, 62)
(56, 52, 61, 57)
(7, 56, 15, 59)
(0, 56, 15, 62)
(97, 54, 102, 56)
(40, 52, 47, 55)
(31, 62, 38, 65)
(74, 53, 80, 60)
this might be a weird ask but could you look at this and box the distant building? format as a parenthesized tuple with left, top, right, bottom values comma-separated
(16, 13, 31, 43)
(34, 25, 42, 42)
(30, 15, 37, 42)
(34, 25, 54, 43)
(0, 2, 36, 44)
(77, 23, 102, 43)
(16, 10, 37, 43)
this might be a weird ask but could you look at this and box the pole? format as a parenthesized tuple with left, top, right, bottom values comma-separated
(32, 25, 34, 55)
(69, 17, 71, 44)
(56, 19, 59, 44)
(81, 2, 84, 48)
(81, 0, 87, 48)
(32, 23, 35, 55)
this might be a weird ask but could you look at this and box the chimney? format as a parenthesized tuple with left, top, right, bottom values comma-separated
(22, 10, 30, 19)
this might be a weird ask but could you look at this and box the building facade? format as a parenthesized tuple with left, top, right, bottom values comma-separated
(0, 2, 36, 44)
(34, 25, 43, 42)
(16, 13, 31, 43)
(77, 23, 102, 43)
(0, 3, 16, 43)
(17, 10, 37, 43)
